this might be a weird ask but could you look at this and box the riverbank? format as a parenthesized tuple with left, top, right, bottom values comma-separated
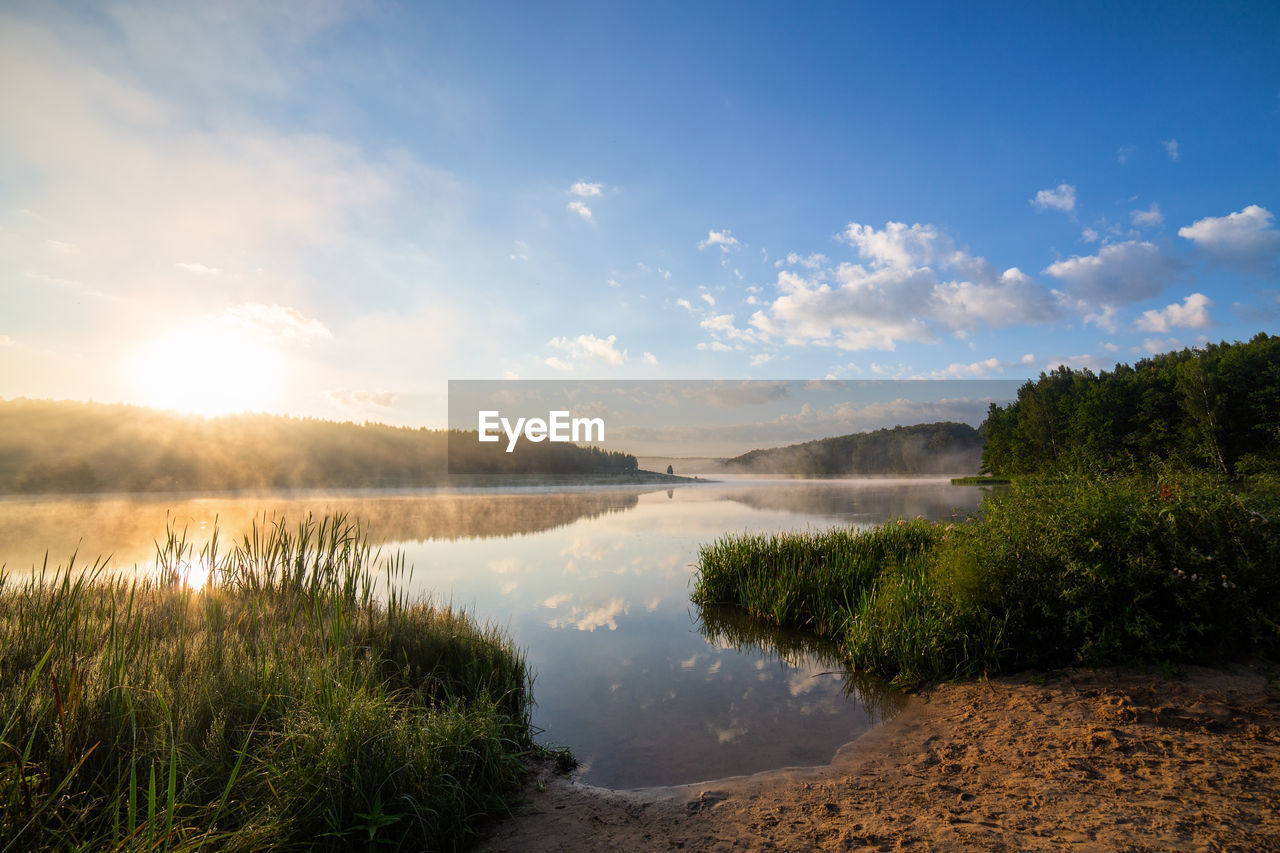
(693, 472, 1280, 686)
(481, 663, 1280, 851)
(0, 515, 534, 851)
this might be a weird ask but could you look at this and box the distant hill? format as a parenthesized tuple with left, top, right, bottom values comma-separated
(0, 399, 637, 494)
(720, 422, 984, 477)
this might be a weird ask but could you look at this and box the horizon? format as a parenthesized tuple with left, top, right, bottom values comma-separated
(3, 378, 1009, 459)
(2, 2, 1277, 430)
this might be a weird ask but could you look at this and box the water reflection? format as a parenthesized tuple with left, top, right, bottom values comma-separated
(696, 604, 906, 727)
(0, 488, 653, 571)
(0, 479, 984, 789)
(721, 479, 977, 524)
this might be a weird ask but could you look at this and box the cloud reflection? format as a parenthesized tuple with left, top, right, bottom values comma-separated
(548, 596, 628, 631)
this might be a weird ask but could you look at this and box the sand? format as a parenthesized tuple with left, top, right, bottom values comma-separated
(479, 664, 1280, 851)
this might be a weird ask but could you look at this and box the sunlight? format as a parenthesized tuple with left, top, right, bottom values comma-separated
(131, 325, 284, 416)
(181, 557, 215, 591)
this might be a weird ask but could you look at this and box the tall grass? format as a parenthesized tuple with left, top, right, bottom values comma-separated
(0, 513, 532, 852)
(693, 471, 1280, 687)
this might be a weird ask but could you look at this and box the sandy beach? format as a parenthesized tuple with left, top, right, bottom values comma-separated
(481, 665, 1280, 851)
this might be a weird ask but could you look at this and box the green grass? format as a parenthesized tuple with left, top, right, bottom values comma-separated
(693, 471, 1280, 688)
(949, 476, 1011, 486)
(0, 514, 533, 852)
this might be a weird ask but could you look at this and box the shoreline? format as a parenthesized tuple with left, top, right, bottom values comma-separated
(481, 664, 1280, 851)
(0, 469, 708, 501)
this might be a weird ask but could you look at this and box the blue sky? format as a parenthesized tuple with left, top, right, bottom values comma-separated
(1, 1, 1278, 428)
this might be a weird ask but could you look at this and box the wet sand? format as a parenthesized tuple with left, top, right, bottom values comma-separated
(481, 665, 1280, 851)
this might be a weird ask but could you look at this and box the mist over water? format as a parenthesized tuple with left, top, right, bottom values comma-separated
(1, 479, 986, 788)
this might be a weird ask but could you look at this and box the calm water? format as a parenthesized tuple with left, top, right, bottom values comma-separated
(0, 478, 985, 788)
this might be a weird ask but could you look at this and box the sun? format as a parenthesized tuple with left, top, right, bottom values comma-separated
(130, 324, 285, 416)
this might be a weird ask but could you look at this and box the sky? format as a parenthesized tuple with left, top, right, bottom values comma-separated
(1, 0, 1278, 430)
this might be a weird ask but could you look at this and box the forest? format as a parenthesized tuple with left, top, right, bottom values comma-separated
(980, 333, 1280, 477)
(0, 399, 636, 493)
(720, 421, 984, 477)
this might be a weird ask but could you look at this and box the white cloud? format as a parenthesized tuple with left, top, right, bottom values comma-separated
(696, 341, 733, 352)
(1178, 204, 1280, 270)
(25, 271, 116, 301)
(1081, 228, 1100, 243)
(745, 221, 1061, 352)
(675, 297, 693, 312)
(223, 302, 330, 343)
(567, 200, 593, 220)
(1134, 292, 1212, 332)
(642, 351, 658, 365)
(43, 239, 80, 254)
(698, 229, 740, 252)
(775, 251, 828, 269)
(548, 333, 627, 366)
(931, 267, 1061, 329)
(1131, 203, 1164, 227)
(1031, 183, 1077, 213)
(1163, 139, 1180, 161)
(1, 27, 403, 255)
(700, 292, 716, 306)
(841, 221, 956, 268)
(1082, 304, 1120, 333)
(749, 353, 771, 367)
(718, 396, 1000, 441)
(1044, 240, 1179, 304)
(607, 278, 620, 287)
(918, 358, 1004, 379)
(569, 181, 603, 198)
(544, 356, 572, 371)
(174, 262, 221, 275)
(701, 312, 763, 345)
(1141, 337, 1185, 355)
(1117, 144, 1137, 164)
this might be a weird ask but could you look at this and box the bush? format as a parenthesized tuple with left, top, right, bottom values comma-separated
(966, 471, 1280, 668)
(693, 472, 1280, 687)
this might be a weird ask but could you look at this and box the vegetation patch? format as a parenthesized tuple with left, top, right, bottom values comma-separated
(0, 514, 533, 851)
(693, 471, 1280, 687)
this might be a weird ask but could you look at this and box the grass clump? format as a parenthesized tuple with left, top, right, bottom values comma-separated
(693, 471, 1280, 687)
(0, 514, 533, 852)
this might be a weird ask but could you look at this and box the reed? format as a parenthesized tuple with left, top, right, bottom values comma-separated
(694, 471, 1280, 687)
(0, 513, 532, 852)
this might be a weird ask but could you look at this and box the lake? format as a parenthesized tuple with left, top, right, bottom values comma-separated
(0, 477, 987, 789)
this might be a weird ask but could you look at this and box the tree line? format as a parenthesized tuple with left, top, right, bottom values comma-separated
(980, 332, 1280, 477)
(0, 399, 636, 494)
